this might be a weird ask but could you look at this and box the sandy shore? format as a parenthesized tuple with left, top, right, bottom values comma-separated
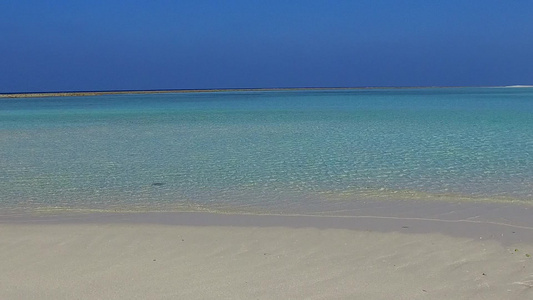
(1, 212, 533, 300)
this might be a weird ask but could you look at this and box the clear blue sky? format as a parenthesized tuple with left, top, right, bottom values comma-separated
(1, 0, 532, 92)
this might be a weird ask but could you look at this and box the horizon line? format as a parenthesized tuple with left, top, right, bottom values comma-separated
(1, 85, 531, 98)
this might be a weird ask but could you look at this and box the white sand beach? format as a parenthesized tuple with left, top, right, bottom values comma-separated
(2, 217, 533, 300)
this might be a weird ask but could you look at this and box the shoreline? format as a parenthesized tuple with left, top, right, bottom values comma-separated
(2, 199, 533, 246)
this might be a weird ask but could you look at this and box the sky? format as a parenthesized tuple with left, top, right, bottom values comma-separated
(1, 0, 532, 93)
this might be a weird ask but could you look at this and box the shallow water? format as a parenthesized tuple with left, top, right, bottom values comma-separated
(1, 88, 532, 215)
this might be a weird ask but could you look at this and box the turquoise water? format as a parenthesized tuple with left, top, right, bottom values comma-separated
(1, 88, 532, 215)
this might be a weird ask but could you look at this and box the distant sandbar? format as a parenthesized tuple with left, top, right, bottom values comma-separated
(0, 86, 483, 99)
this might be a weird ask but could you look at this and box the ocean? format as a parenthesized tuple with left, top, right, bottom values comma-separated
(1, 88, 532, 215)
